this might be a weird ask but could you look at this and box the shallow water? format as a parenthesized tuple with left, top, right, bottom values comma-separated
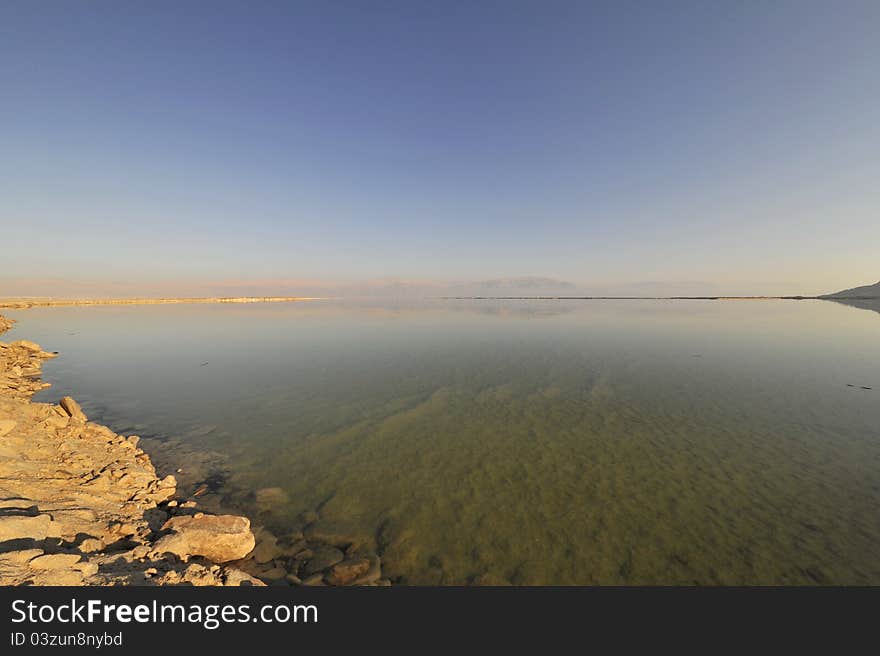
(7, 298, 880, 584)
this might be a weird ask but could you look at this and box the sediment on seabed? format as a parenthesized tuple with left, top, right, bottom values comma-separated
(0, 313, 387, 586)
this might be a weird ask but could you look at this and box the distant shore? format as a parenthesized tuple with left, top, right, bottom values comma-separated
(0, 296, 322, 309)
(436, 295, 823, 300)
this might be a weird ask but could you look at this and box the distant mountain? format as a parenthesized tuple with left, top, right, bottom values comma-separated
(466, 277, 577, 292)
(445, 277, 579, 296)
(821, 280, 880, 299)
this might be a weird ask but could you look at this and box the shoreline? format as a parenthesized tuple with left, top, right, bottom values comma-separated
(0, 313, 387, 587)
(0, 296, 322, 309)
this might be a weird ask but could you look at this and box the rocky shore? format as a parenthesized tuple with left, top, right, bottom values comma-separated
(0, 313, 387, 586)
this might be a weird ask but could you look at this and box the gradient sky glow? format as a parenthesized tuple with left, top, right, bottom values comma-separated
(2, 1, 878, 297)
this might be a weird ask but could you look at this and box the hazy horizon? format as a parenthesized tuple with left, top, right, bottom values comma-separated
(1, 274, 878, 300)
(2, 2, 879, 297)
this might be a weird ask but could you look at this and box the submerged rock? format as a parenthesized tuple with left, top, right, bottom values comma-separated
(325, 557, 371, 586)
(301, 545, 345, 577)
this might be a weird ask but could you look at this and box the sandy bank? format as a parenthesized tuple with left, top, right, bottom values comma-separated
(0, 314, 387, 587)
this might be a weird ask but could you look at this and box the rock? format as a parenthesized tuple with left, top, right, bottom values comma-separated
(255, 487, 289, 508)
(0, 549, 44, 565)
(43, 415, 68, 430)
(260, 566, 287, 580)
(28, 553, 82, 570)
(301, 545, 345, 577)
(303, 522, 362, 548)
(301, 573, 325, 586)
(11, 340, 42, 352)
(78, 538, 104, 553)
(252, 536, 282, 564)
(154, 514, 255, 563)
(352, 555, 383, 585)
(224, 568, 266, 587)
(325, 557, 371, 586)
(74, 561, 99, 577)
(0, 514, 52, 541)
(131, 545, 150, 559)
(158, 475, 176, 489)
(0, 419, 16, 436)
(299, 510, 319, 525)
(59, 397, 87, 422)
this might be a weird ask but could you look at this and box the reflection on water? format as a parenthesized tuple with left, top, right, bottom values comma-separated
(7, 299, 880, 584)
(829, 297, 880, 317)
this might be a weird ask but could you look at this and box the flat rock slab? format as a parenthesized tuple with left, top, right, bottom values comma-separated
(0, 514, 52, 541)
(29, 553, 82, 570)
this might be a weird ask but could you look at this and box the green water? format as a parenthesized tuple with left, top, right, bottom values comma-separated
(9, 298, 880, 584)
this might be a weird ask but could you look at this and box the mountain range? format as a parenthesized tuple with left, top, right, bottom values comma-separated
(822, 281, 880, 299)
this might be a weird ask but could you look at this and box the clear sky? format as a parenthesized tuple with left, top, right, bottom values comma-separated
(2, 1, 878, 297)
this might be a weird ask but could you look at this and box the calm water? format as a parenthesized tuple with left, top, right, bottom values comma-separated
(6, 298, 880, 584)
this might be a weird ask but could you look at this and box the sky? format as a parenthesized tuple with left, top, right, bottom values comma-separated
(1, 1, 878, 297)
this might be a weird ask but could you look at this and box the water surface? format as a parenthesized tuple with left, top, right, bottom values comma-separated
(7, 298, 880, 584)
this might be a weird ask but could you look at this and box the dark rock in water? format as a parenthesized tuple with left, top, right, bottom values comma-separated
(304, 520, 363, 548)
(325, 557, 371, 586)
(352, 555, 382, 585)
(301, 545, 344, 577)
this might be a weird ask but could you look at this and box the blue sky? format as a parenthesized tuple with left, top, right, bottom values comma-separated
(2, 1, 878, 296)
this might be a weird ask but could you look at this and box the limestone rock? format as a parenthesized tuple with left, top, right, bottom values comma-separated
(29, 553, 82, 570)
(0, 514, 52, 541)
(154, 514, 255, 563)
(11, 340, 42, 352)
(0, 419, 16, 436)
(78, 538, 104, 553)
(59, 397, 87, 422)
(224, 568, 266, 586)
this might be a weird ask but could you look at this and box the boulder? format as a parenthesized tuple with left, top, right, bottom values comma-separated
(154, 514, 255, 563)
(0, 419, 16, 437)
(325, 557, 371, 586)
(224, 568, 266, 587)
(301, 545, 345, 577)
(251, 529, 282, 564)
(59, 397, 87, 422)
